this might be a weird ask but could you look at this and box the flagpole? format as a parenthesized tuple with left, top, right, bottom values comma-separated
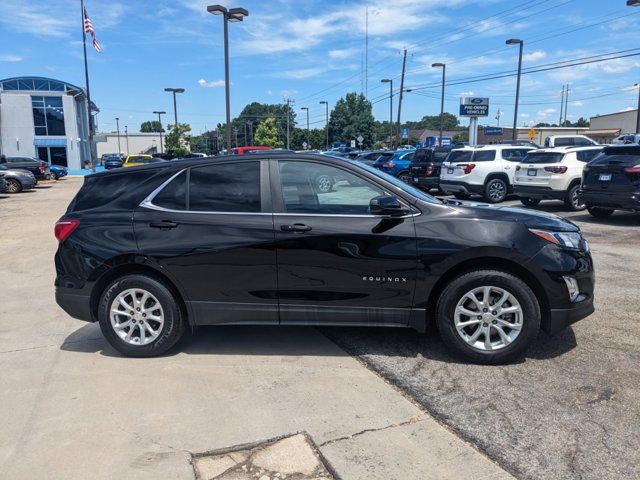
(80, 0, 95, 172)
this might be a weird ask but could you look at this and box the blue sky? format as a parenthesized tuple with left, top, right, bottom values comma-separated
(1, 0, 639, 134)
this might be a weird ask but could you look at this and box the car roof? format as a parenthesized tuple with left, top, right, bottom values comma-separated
(532, 146, 603, 153)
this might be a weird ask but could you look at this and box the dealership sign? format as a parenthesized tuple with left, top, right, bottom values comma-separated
(484, 127, 503, 136)
(460, 97, 489, 117)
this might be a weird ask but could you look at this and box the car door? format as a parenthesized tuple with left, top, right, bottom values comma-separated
(133, 159, 279, 325)
(271, 158, 418, 327)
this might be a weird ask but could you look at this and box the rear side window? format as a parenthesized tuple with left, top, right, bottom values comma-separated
(447, 150, 472, 163)
(413, 149, 433, 163)
(153, 171, 187, 210)
(502, 149, 529, 161)
(189, 162, 261, 212)
(473, 150, 496, 162)
(554, 138, 575, 147)
(576, 149, 602, 162)
(589, 149, 640, 167)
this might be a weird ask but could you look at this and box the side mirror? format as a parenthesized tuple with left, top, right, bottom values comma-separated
(370, 195, 410, 217)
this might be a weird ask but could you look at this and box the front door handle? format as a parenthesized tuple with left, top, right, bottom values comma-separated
(149, 220, 178, 229)
(280, 223, 312, 233)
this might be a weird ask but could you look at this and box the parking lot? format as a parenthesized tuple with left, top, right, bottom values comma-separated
(1, 177, 638, 480)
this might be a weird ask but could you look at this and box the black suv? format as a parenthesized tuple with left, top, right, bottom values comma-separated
(580, 145, 640, 217)
(1, 156, 50, 180)
(55, 153, 594, 363)
(409, 147, 452, 192)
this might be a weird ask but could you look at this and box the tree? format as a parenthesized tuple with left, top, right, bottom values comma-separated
(254, 118, 284, 148)
(574, 117, 590, 127)
(403, 113, 460, 131)
(164, 123, 191, 157)
(329, 92, 376, 148)
(140, 120, 164, 133)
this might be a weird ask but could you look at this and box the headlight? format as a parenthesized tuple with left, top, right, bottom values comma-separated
(18, 172, 31, 177)
(529, 229, 583, 250)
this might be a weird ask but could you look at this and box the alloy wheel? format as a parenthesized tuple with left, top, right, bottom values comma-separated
(109, 288, 164, 346)
(488, 180, 506, 202)
(6, 179, 21, 193)
(570, 187, 585, 210)
(454, 286, 523, 351)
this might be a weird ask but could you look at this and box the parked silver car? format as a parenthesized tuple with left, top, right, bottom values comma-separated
(0, 164, 37, 193)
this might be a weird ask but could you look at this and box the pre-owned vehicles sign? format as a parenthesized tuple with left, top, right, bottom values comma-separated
(460, 97, 489, 117)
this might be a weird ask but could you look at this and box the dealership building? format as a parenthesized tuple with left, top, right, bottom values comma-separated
(0, 76, 97, 170)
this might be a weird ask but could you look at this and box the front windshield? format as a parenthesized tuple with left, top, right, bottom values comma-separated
(350, 160, 441, 205)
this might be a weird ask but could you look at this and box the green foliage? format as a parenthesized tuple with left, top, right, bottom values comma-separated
(403, 113, 460, 131)
(290, 128, 326, 150)
(164, 123, 191, 158)
(254, 118, 284, 148)
(329, 92, 376, 148)
(140, 120, 164, 133)
(232, 102, 293, 146)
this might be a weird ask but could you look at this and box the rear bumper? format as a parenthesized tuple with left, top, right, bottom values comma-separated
(56, 287, 94, 322)
(439, 180, 484, 195)
(514, 185, 566, 200)
(579, 190, 640, 211)
(412, 176, 440, 188)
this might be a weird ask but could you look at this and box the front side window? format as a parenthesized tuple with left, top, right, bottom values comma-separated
(279, 161, 384, 215)
(189, 162, 261, 212)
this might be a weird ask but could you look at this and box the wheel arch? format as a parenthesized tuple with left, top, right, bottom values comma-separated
(425, 256, 550, 332)
(484, 172, 511, 187)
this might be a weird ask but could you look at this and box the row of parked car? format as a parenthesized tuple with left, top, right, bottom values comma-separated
(0, 155, 67, 194)
(332, 136, 639, 218)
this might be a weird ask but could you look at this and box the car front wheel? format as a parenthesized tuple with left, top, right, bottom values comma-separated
(98, 274, 185, 357)
(397, 171, 411, 183)
(436, 270, 541, 364)
(5, 178, 22, 193)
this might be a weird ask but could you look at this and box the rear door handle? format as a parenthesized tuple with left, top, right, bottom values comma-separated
(149, 220, 178, 229)
(280, 223, 312, 233)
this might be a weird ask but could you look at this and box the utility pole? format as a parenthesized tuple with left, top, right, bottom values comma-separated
(365, 6, 368, 97)
(247, 121, 253, 146)
(635, 83, 640, 134)
(285, 98, 294, 149)
(495, 108, 502, 127)
(234, 127, 238, 147)
(115, 117, 121, 154)
(396, 49, 408, 149)
(558, 85, 565, 126)
(563, 85, 570, 126)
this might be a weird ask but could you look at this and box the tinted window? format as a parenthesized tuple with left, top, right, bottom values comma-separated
(189, 162, 261, 212)
(522, 152, 564, 164)
(589, 148, 640, 167)
(576, 149, 602, 162)
(413, 149, 433, 163)
(447, 150, 472, 163)
(502, 149, 529, 161)
(576, 138, 593, 146)
(279, 161, 384, 215)
(473, 150, 496, 162)
(153, 171, 187, 210)
(554, 138, 575, 147)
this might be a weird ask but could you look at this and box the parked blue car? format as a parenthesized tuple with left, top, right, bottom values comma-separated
(49, 164, 68, 180)
(372, 149, 416, 183)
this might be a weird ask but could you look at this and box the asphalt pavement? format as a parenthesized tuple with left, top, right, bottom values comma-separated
(325, 197, 640, 480)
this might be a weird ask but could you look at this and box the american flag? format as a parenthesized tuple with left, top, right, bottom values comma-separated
(83, 7, 101, 53)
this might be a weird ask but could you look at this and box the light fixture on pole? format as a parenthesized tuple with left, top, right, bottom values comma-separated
(319, 101, 329, 150)
(164, 87, 185, 127)
(153, 111, 166, 153)
(506, 38, 524, 142)
(432, 63, 446, 147)
(301, 107, 310, 149)
(381, 79, 393, 147)
(208, 4, 249, 153)
(115, 117, 121, 154)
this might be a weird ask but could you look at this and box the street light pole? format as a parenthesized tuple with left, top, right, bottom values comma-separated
(153, 111, 166, 153)
(636, 83, 640, 134)
(115, 117, 121, 154)
(432, 63, 446, 147)
(124, 125, 129, 155)
(381, 79, 393, 147)
(208, 5, 249, 154)
(319, 101, 329, 150)
(506, 38, 524, 142)
(164, 87, 184, 127)
(301, 107, 310, 149)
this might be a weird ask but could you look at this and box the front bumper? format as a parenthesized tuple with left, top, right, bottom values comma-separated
(514, 185, 566, 201)
(579, 189, 640, 211)
(547, 297, 594, 335)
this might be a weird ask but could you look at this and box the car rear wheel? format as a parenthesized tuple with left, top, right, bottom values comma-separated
(484, 178, 508, 203)
(565, 184, 585, 211)
(587, 207, 614, 218)
(520, 197, 541, 207)
(397, 171, 411, 183)
(5, 178, 22, 194)
(436, 270, 540, 364)
(98, 274, 185, 357)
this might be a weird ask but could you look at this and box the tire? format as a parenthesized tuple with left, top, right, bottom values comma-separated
(436, 270, 541, 364)
(453, 192, 471, 200)
(5, 178, 22, 194)
(587, 207, 614, 218)
(315, 174, 333, 193)
(397, 171, 411, 183)
(52, 172, 59, 180)
(484, 178, 508, 203)
(564, 184, 585, 211)
(520, 197, 541, 207)
(98, 274, 185, 357)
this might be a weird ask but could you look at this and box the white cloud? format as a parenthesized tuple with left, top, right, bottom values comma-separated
(571, 101, 585, 107)
(198, 78, 225, 88)
(328, 48, 358, 60)
(520, 113, 529, 118)
(623, 85, 640, 93)
(281, 89, 298, 98)
(536, 108, 557, 119)
(0, 55, 23, 62)
(523, 50, 546, 62)
(622, 106, 636, 112)
(458, 91, 475, 96)
(279, 67, 325, 80)
(267, 90, 273, 96)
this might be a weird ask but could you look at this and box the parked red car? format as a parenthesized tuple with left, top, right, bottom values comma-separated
(231, 146, 272, 155)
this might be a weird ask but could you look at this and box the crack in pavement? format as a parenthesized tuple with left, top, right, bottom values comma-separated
(318, 414, 426, 447)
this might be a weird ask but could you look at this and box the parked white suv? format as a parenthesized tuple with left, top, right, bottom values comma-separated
(514, 146, 603, 210)
(440, 145, 535, 203)
(543, 135, 597, 148)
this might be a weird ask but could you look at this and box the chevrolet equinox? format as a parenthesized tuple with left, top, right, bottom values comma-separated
(55, 153, 594, 363)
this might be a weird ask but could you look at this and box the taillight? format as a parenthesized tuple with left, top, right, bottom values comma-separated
(55, 219, 79, 243)
(383, 161, 396, 168)
(39, 165, 46, 173)
(424, 163, 435, 176)
(544, 166, 568, 174)
(459, 163, 476, 174)
(624, 164, 640, 173)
